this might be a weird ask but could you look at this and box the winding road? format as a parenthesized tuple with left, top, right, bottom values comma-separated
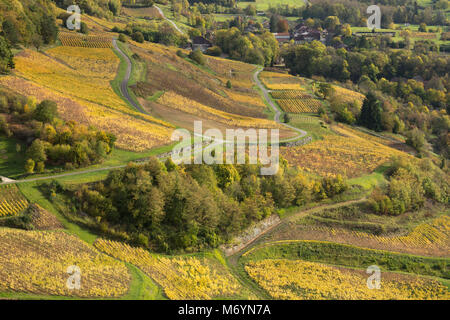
(2, 39, 309, 185)
(113, 39, 146, 114)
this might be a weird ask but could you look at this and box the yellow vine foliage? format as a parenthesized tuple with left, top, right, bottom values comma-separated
(0, 185, 28, 217)
(282, 135, 399, 178)
(271, 90, 311, 99)
(246, 259, 449, 300)
(269, 216, 450, 257)
(94, 239, 243, 300)
(0, 229, 131, 297)
(331, 85, 366, 108)
(59, 33, 112, 48)
(260, 71, 308, 90)
(276, 98, 322, 113)
(2, 48, 174, 151)
(16, 48, 127, 112)
(157, 91, 281, 129)
(260, 71, 294, 79)
(282, 125, 407, 178)
(265, 83, 305, 90)
(224, 90, 265, 108)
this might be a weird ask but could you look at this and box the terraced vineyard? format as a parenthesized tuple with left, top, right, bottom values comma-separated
(94, 239, 253, 300)
(245, 259, 448, 300)
(0, 229, 131, 297)
(1, 48, 174, 151)
(412, 32, 438, 39)
(270, 90, 311, 99)
(276, 98, 323, 113)
(157, 90, 281, 129)
(59, 32, 113, 48)
(265, 83, 304, 90)
(0, 185, 28, 217)
(266, 215, 450, 257)
(281, 125, 406, 177)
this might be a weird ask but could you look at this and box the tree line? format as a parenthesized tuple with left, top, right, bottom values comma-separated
(53, 158, 350, 253)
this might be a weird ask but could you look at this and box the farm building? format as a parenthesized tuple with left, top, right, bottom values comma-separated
(192, 36, 213, 52)
(273, 32, 291, 44)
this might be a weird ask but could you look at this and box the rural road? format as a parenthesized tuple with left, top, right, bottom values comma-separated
(253, 67, 308, 142)
(0, 165, 127, 185)
(154, 5, 185, 34)
(113, 39, 147, 114)
(2, 40, 309, 185)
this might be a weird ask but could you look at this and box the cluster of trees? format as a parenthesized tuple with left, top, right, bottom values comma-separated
(113, 20, 189, 46)
(0, 0, 58, 48)
(0, 36, 14, 74)
(369, 157, 449, 215)
(283, 40, 449, 85)
(51, 0, 122, 18)
(326, 87, 449, 157)
(66, 158, 348, 252)
(0, 89, 116, 174)
(269, 14, 289, 33)
(214, 27, 279, 65)
(285, 39, 448, 157)
(298, 0, 447, 28)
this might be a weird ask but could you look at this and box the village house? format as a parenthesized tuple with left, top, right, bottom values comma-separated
(192, 36, 213, 52)
(272, 32, 291, 44)
(292, 25, 328, 44)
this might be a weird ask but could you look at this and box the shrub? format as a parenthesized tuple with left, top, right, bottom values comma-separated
(118, 33, 127, 43)
(189, 49, 205, 66)
(131, 31, 144, 43)
(25, 159, 35, 174)
(34, 100, 57, 123)
(205, 46, 222, 56)
(80, 22, 89, 35)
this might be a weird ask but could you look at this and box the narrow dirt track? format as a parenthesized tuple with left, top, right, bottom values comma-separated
(154, 5, 185, 34)
(253, 67, 308, 142)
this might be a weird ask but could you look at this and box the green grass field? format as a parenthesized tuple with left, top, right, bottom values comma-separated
(351, 24, 449, 44)
(287, 116, 334, 141)
(0, 136, 26, 179)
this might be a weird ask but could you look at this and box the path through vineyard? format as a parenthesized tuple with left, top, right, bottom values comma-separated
(113, 39, 146, 113)
(1, 44, 309, 185)
(226, 196, 369, 299)
(253, 67, 308, 142)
